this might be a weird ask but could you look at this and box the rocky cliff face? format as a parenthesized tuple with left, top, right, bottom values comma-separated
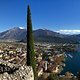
(0, 60, 34, 80)
(0, 65, 34, 80)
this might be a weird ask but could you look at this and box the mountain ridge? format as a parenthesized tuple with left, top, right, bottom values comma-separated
(0, 27, 79, 43)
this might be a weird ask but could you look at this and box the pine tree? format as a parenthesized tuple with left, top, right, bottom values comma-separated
(27, 5, 37, 80)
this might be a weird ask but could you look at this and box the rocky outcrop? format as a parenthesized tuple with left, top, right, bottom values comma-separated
(0, 59, 19, 74)
(0, 65, 34, 80)
(0, 64, 19, 74)
(0, 60, 34, 80)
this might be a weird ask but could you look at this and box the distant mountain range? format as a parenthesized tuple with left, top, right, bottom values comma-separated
(0, 27, 80, 43)
(0, 27, 26, 41)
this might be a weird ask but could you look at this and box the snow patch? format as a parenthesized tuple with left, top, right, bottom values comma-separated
(19, 27, 24, 29)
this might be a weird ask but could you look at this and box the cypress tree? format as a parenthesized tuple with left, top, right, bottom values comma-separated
(27, 5, 37, 80)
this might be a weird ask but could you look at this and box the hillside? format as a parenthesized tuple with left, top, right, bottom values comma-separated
(0, 27, 79, 43)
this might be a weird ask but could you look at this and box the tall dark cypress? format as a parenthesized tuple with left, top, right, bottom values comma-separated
(27, 5, 37, 80)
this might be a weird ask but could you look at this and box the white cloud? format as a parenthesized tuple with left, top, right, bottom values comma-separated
(19, 27, 24, 29)
(56, 30, 80, 34)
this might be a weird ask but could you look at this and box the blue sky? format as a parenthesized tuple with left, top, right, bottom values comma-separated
(0, 0, 27, 32)
(27, 0, 80, 34)
(0, 0, 80, 34)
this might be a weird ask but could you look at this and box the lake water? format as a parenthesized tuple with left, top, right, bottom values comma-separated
(60, 51, 80, 75)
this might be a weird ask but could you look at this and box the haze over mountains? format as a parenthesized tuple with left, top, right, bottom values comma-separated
(0, 27, 80, 43)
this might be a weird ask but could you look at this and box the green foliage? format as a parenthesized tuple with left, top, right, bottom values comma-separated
(27, 5, 37, 80)
(48, 73, 59, 80)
